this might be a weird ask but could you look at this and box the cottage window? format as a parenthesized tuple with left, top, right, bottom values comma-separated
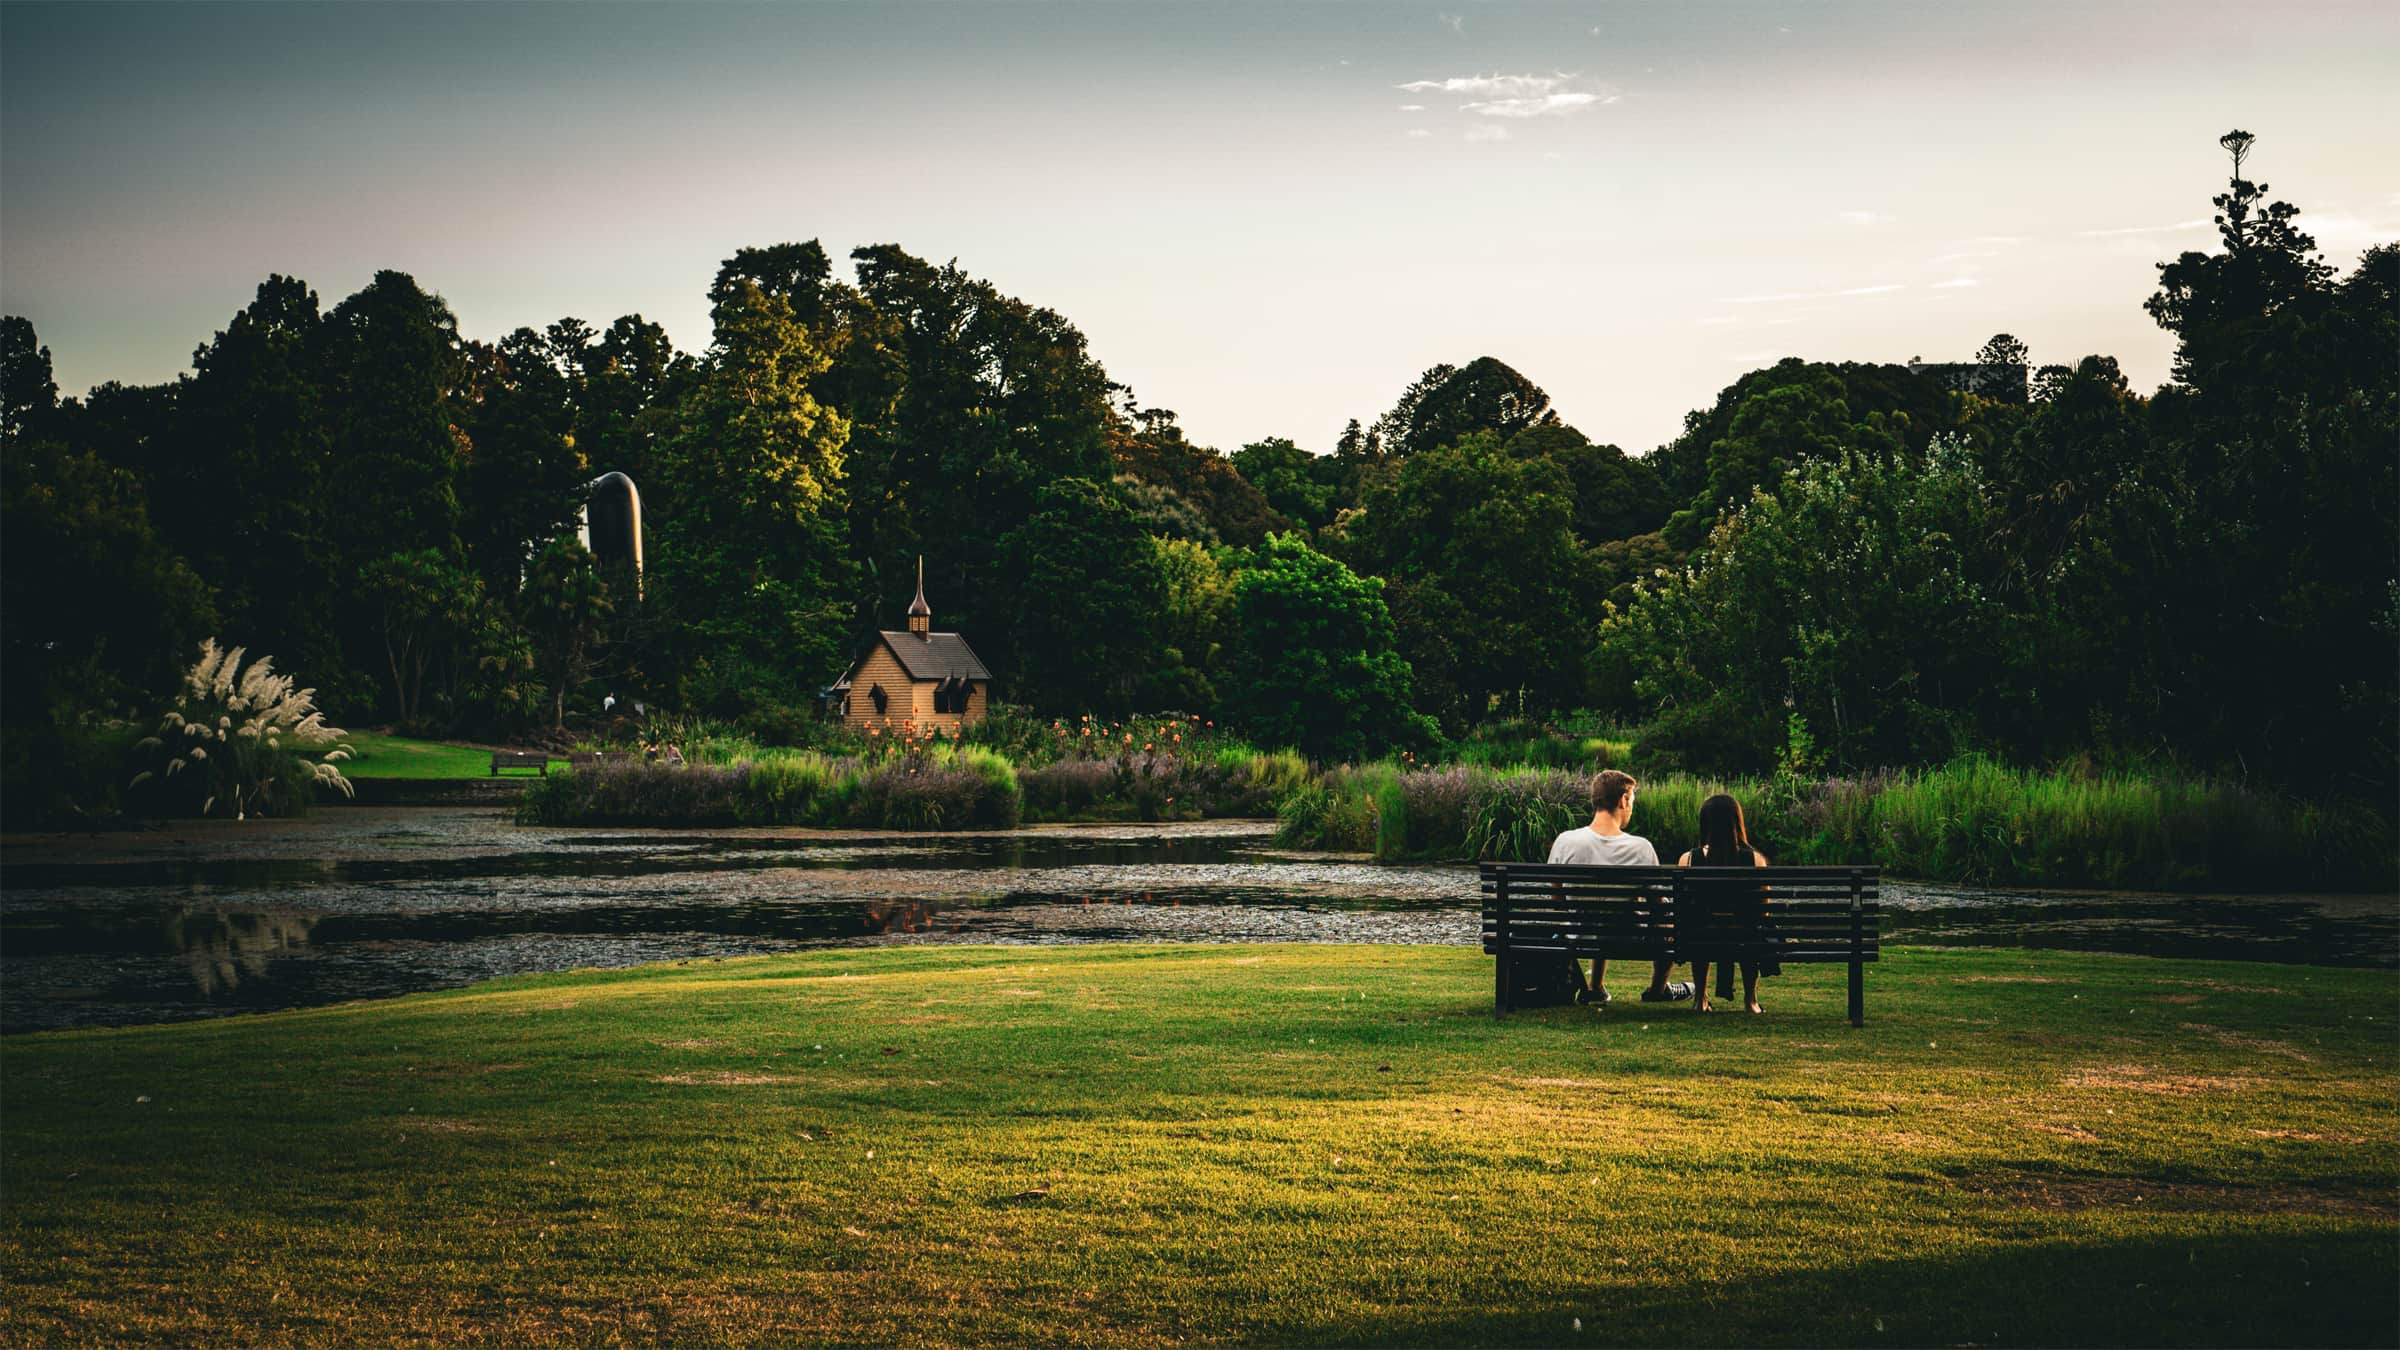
(869, 683, 888, 716)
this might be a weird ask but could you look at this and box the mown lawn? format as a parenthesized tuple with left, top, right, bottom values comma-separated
(340, 731, 564, 780)
(2, 945, 2392, 1347)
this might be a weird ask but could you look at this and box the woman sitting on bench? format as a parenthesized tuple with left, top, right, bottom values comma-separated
(1678, 793, 1780, 1015)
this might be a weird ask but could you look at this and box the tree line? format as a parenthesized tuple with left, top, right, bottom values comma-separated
(2, 134, 2391, 802)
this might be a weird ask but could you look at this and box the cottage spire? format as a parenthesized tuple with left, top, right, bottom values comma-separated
(907, 555, 932, 637)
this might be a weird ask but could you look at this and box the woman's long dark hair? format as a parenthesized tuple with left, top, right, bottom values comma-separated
(1694, 792, 1752, 865)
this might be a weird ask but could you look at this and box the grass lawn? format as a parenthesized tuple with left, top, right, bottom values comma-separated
(339, 731, 565, 781)
(2, 945, 2392, 1347)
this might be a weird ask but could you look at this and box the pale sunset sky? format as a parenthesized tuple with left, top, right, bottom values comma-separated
(4, 1, 2395, 455)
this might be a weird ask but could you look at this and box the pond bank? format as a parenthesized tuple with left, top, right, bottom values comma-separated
(3, 809, 2393, 1033)
(3, 943, 2392, 1347)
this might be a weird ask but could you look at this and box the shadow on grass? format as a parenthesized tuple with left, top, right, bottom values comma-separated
(1336, 1228, 2398, 1348)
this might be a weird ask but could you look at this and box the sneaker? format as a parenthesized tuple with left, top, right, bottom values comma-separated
(1576, 986, 1612, 1007)
(1640, 981, 1694, 1003)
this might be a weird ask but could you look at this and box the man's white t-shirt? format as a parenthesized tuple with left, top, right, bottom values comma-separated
(1546, 827, 1658, 867)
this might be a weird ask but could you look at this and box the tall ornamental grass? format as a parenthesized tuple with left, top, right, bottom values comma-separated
(1274, 754, 2391, 891)
(126, 641, 353, 819)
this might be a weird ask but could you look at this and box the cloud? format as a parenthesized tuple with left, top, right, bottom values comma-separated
(1464, 123, 1512, 143)
(1719, 283, 1905, 304)
(1838, 210, 1894, 226)
(1405, 129, 1432, 139)
(1439, 12, 1464, 33)
(1398, 73, 1570, 98)
(1931, 277, 1980, 289)
(1397, 72, 1614, 120)
(1465, 92, 1600, 118)
(2074, 218, 2210, 238)
(1397, 104, 1426, 112)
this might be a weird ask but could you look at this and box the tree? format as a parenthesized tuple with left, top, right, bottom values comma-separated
(1108, 408, 1286, 546)
(1662, 369, 1904, 550)
(1975, 333, 2030, 367)
(1230, 436, 1334, 530)
(1597, 439, 2003, 772)
(0, 315, 58, 441)
(2134, 134, 2397, 789)
(1224, 534, 1431, 760)
(321, 271, 468, 569)
(459, 326, 588, 595)
(1499, 422, 1671, 545)
(991, 477, 1168, 715)
(835, 244, 1119, 637)
(523, 538, 612, 731)
(1371, 356, 1557, 459)
(356, 549, 486, 724)
(647, 281, 855, 713)
(149, 277, 348, 696)
(1, 375, 216, 727)
(1329, 433, 1597, 728)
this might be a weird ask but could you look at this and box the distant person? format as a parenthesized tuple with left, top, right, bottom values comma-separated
(1678, 792, 1780, 1015)
(1547, 769, 1693, 1006)
(662, 743, 685, 768)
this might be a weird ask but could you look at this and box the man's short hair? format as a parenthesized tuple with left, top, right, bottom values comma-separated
(1591, 769, 1638, 813)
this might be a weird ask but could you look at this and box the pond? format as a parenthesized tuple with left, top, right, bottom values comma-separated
(4, 806, 2393, 1033)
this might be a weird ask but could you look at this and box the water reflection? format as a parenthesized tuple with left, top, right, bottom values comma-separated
(2, 808, 2392, 1034)
(169, 908, 319, 996)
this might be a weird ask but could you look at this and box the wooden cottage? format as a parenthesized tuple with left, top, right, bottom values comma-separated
(829, 562, 993, 734)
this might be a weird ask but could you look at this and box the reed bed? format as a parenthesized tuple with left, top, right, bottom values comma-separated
(1275, 755, 2393, 892)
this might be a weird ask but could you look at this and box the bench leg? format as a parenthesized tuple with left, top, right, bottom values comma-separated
(1848, 960, 1864, 1027)
(1493, 953, 1508, 1019)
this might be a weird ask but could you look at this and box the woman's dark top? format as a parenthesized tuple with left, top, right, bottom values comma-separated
(1682, 843, 1780, 975)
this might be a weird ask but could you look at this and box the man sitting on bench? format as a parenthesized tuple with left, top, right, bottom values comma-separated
(1546, 769, 1694, 1006)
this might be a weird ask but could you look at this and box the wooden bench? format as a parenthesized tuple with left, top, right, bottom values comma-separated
(1481, 862, 1881, 1025)
(489, 750, 549, 777)
(566, 750, 636, 770)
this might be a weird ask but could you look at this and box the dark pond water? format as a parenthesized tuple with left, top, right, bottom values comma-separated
(3, 807, 2393, 1033)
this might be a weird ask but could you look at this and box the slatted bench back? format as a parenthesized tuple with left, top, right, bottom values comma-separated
(1480, 862, 1882, 1024)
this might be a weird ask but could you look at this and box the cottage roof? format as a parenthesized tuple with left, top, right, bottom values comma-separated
(877, 631, 992, 683)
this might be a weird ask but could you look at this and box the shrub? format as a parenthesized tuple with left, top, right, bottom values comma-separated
(736, 754, 851, 826)
(1022, 758, 1117, 820)
(126, 641, 353, 820)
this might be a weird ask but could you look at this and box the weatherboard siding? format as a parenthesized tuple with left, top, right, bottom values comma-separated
(842, 638, 989, 734)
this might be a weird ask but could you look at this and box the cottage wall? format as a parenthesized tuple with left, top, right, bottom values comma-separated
(843, 638, 991, 734)
(844, 643, 916, 732)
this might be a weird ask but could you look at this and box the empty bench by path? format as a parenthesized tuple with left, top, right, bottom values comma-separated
(489, 750, 549, 777)
(1481, 863, 1881, 1025)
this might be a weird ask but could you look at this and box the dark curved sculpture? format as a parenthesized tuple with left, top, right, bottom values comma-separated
(583, 472, 644, 594)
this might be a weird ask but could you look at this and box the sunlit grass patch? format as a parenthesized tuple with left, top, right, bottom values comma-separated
(340, 730, 565, 780)
(3, 944, 2392, 1346)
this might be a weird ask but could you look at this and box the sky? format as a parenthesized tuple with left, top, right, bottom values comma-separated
(4, 1, 2396, 456)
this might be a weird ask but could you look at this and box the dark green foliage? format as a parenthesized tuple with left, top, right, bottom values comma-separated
(837, 244, 1118, 639)
(154, 276, 347, 691)
(0, 383, 215, 727)
(993, 477, 1169, 715)
(1601, 441, 2001, 773)
(1229, 436, 1334, 530)
(1500, 422, 1671, 546)
(524, 538, 612, 731)
(1331, 433, 1597, 728)
(647, 281, 855, 713)
(321, 271, 466, 567)
(459, 327, 588, 596)
(1224, 534, 1431, 760)
(1371, 356, 1558, 458)
(1110, 410, 1286, 546)
(355, 550, 488, 726)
